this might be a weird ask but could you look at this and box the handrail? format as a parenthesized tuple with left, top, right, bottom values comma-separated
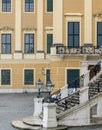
(43, 89, 61, 103)
(43, 61, 102, 104)
(56, 61, 102, 114)
(89, 61, 101, 80)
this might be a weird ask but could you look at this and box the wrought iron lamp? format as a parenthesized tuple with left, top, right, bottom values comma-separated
(46, 80, 54, 103)
(36, 79, 43, 98)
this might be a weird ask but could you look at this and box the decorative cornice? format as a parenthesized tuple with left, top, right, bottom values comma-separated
(64, 13, 83, 17)
(94, 12, 102, 17)
(0, 26, 14, 31)
(22, 26, 37, 31)
(44, 27, 53, 31)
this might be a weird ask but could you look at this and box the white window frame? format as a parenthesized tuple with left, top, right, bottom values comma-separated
(23, 68, 35, 86)
(0, 68, 12, 86)
(24, 0, 35, 13)
(65, 13, 82, 47)
(1, 0, 12, 13)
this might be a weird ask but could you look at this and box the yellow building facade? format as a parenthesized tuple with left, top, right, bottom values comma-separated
(0, 0, 101, 92)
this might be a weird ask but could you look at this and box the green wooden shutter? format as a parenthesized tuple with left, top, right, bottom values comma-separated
(67, 69, 80, 88)
(47, 0, 53, 12)
(47, 34, 53, 53)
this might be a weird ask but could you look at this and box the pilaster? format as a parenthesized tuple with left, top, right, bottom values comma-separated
(14, 0, 22, 59)
(84, 0, 92, 44)
(53, 0, 63, 44)
(36, 0, 44, 59)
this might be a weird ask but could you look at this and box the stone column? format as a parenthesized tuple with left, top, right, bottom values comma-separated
(14, 0, 22, 59)
(43, 103, 57, 128)
(84, 0, 92, 44)
(33, 98, 43, 117)
(36, 0, 44, 59)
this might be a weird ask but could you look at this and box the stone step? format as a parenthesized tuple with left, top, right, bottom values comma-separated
(12, 119, 68, 130)
(91, 117, 102, 124)
(12, 120, 41, 130)
(22, 116, 43, 126)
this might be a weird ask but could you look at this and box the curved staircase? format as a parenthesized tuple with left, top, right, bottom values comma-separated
(12, 61, 102, 129)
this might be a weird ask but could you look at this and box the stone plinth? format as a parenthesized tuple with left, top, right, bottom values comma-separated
(33, 98, 43, 117)
(43, 103, 57, 128)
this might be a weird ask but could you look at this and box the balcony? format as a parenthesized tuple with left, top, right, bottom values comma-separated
(56, 46, 102, 56)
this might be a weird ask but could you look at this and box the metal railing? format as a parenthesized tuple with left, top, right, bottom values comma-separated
(56, 46, 102, 55)
(89, 61, 101, 80)
(55, 61, 102, 114)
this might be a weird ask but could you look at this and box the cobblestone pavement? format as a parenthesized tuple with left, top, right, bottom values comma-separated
(0, 93, 102, 130)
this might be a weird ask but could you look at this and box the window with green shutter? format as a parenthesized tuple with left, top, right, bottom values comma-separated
(46, 69, 50, 83)
(47, 34, 53, 54)
(1, 70, 11, 85)
(67, 69, 80, 88)
(24, 69, 34, 85)
(47, 0, 53, 12)
(68, 22, 80, 48)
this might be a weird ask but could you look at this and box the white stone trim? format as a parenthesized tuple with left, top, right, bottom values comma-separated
(0, 88, 48, 93)
(64, 13, 83, 17)
(44, 27, 53, 31)
(1, 54, 12, 60)
(24, 54, 36, 59)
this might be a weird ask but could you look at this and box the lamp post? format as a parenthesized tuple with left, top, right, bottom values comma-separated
(46, 80, 54, 103)
(36, 79, 43, 98)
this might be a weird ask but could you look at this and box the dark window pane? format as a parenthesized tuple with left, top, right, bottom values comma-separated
(74, 22, 79, 34)
(24, 34, 34, 54)
(2, 0, 11, 12)
(68, 22, 73, 34)
(97, 22, 102, 34)
(97, 22, 102, 47)
(47, 0, 53, 12)
(46, 69, 50, 82)
(68, 22, 80, 48)
(67, 69, 80, 88)
(24, 70, 34, 85)
(68, 36, 73, 47)
(74, 36, 79, 47)
(1, 34, 11, 54)
(25, 0, 34, 12)
(1, 70, 10, 85)
(47, 34, 53, 53)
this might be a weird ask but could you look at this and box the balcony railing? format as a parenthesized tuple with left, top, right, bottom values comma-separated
(56, 46, 102, 55)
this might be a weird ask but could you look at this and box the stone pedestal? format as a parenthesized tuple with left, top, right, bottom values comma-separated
(33, 98, 43, 117)
(80, 86, 89, 104)
(43, 103, 57, 128)
(97, 97, 102, 117)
